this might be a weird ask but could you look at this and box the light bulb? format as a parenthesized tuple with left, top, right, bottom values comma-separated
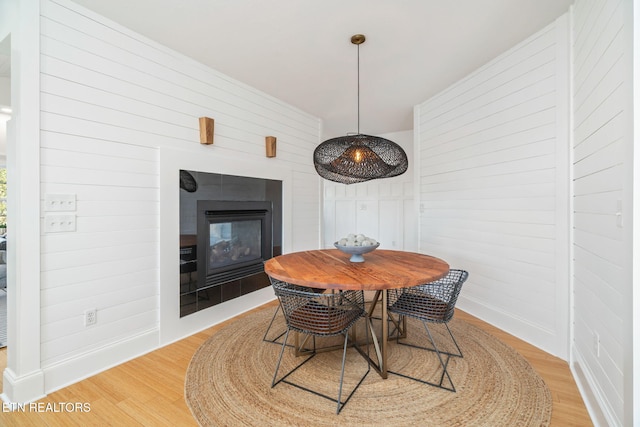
(353, 149, 363, 163)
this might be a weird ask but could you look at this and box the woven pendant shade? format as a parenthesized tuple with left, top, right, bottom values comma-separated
(313, 34, 408, 185)
(314, 134, 408, 184)
(180, 170, 198, 192)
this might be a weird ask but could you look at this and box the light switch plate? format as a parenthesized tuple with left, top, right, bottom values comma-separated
(44, 213, 76, 232)
(44, 194, 76, 212)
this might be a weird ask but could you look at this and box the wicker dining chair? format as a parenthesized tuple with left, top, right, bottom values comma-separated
(263, 279, 326, 345)
(387, 269, 468, 392)
(270, 279, 370, 414)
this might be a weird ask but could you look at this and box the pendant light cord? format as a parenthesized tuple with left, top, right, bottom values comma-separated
(313, 33, 409, 184)
(357, 42, 360, 134)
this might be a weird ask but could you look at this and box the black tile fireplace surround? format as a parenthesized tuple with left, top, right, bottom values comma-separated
(179, 171, 282, 317)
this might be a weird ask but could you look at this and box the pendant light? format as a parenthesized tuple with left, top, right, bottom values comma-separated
(313, 34, 408, 185)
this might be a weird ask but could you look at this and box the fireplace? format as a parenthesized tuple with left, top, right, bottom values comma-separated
(179, 170, 282, 317)
(197, 201, 273, 288)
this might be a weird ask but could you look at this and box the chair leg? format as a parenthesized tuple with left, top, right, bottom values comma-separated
(444, 323, 463, 358)
(395, 318, 462, 359)
(271, 329, 315, 388)
(336, 324, 371, 414)
(388, 320, 457, 392)
(272, 325, 370, 414)
(336, 332, 349, 414)
(422, 321, 455, 392)
(271, 329, 290, 387)
(263, 304, 287, 344)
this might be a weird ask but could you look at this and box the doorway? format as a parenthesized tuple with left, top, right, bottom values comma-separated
(0, 34, 10, 359)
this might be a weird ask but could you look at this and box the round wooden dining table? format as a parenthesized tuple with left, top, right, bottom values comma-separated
(264, 249, 449, 379)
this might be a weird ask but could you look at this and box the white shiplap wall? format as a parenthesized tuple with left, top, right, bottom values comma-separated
(415, 16, 570, 358)
(571, 0, 634, 425)
(322, 130, 416, 251)
(37, 0, 320, 393)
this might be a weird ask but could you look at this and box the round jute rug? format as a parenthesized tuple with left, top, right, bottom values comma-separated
(185, 306, 551, 426)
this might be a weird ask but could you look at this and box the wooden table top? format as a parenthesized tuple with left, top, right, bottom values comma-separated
(264, 249, 449, 291)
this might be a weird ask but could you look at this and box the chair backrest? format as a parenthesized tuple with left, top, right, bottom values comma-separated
(179, 245, 197, 274)
(410, 269, 468, 322)
(180, 245, 197, 261)
(270, 279, 365, 336)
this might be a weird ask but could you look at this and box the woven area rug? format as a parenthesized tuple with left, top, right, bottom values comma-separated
(185, 306, 552, 426)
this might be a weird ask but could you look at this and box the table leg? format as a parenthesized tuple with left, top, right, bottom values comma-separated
(368, 290, 381, 317)
(381, 289, 388, 379)
(293, 331, 314, 356)
(363, 290, 391, 378)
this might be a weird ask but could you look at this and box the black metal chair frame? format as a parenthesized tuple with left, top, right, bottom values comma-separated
(263, 302, 287, 344)
(270, 280, 370, 414)
(262, 262, 324, 347)
(263, 304, 325, 351)
(263, 284, 327, 348)
(263, 263, 288, 345)
(179, 245, 198, 290)
(387, 269, 468, 392)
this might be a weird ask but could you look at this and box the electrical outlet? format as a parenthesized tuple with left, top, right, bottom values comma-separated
(593, 331, 600, 358)
(84, 308, 97, 327)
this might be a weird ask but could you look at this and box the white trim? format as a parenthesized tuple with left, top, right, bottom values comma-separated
(567, 2, 577, 373)
(1, 369, 45, 405)
(571, 346, 616, 426)
(553, 13, 571, 361)
(2, 0, 45, 403)
(632, 1, 640, 423)
(318, 119, 325, 248)
(413, 104, 422, 251)
(457, 295, 562, 357)
(623, 0, 638, 424)
(41, 328, 159, 397)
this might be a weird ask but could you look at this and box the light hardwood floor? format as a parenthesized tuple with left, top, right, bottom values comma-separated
(0, 303, 592, 426)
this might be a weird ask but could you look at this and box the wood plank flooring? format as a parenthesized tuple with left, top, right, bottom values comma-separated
(0, 303, 592, 426)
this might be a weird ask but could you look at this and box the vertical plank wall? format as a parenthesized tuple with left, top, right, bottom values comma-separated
(322, 130, 417, 251)
(415, 16, 570, 358)
(572, 0, 633, 425)
(37, 0, 320, 393)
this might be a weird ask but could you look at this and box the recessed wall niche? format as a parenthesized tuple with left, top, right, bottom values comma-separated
(179, 170, 282, 317)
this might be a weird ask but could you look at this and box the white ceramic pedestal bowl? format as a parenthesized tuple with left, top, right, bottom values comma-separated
(334, 242, 380, 262)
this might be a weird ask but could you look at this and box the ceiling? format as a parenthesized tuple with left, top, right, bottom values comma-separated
(69, 1, 570, 137)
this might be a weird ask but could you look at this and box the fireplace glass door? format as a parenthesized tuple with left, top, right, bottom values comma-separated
(197, 200, 273, 290)
(208, 219, 262, 271)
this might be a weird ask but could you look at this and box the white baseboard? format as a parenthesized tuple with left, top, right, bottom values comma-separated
(456, 295, 565, 359)
(41, 328, 160, 397)
(42, 288, 275, 397)
(571, 346, 618, 427)
(1, 367, 45, 404)
(160, 286, 276, 347)
(2, 289, 277, 404)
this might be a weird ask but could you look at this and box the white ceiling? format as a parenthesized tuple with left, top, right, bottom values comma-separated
(70, 1, 570, 137)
